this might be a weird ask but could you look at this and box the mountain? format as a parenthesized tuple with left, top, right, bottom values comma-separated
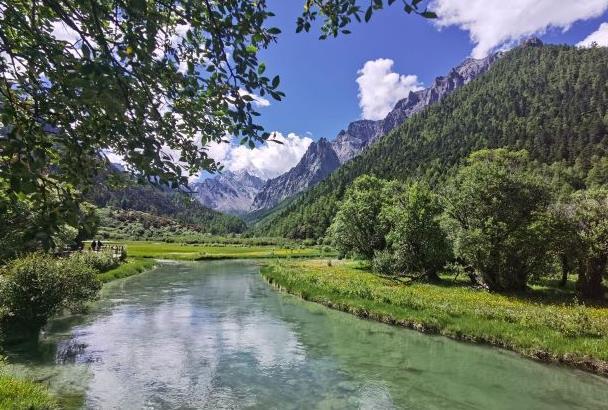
(331, 120, 381, 163)
(253, 43, 608, 239)
(250, 138, 340, 211)
(249, 51, 501, 212)
(88, 177, 247, 234)
(192, 170, 265, 215)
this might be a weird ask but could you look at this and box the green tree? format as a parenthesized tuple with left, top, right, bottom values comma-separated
(0, 0, 433, 249)
(586, 156, 608, 188)
(328, 175, 389, 259)
(541, 202, 581, 288)
(444, 149, 552, 291)
(378, 182, 451, 280)
(566, 189, 608, 300)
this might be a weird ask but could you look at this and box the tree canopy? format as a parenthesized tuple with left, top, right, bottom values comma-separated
(0, 0, 433, 191)
(0, 0, 433, 250)
(444, 149, 552, 291)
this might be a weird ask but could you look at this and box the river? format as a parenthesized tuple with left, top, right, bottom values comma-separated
(5, 260, 608, 409)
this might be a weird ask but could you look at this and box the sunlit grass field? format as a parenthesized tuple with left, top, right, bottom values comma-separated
(122, 240, 333, 261)
(262, 259, 608, 375)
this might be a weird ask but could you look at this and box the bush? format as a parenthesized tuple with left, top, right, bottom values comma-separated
(0, 253, 101, 338)
(70, 251, 119, 273)
(302, 239, 316, 246)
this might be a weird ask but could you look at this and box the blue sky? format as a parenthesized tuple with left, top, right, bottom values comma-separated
(205, 1, 608, 180)
(256, 1, 608, 140)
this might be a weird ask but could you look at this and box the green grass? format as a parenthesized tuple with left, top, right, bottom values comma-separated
(0, 373, 58, 410)
(261, 259, 608, 376)
(97, 257, 156, 283)
(122, 241, 333, 261)
(96, 241, 333, 283)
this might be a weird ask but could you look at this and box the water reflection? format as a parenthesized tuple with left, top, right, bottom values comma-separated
(5, 260, 608, 409)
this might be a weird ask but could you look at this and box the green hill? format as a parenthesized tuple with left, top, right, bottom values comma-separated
(254, 44, 608, 239)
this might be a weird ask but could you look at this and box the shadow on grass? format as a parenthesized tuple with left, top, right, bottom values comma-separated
(372, 270, 608, 308)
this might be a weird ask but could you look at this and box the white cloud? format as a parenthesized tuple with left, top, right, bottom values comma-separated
(206, 132, 312, 180)
(430, 0, 608, 58)
(356, 58, 423, 120)
(578, 22, 608, 47)
(239, 89, 271, 108)
(51, 21, 81, 44)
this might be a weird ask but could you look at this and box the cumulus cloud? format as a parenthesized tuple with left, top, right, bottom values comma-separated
(430, 0, 608, 58)
(578, 22, 608, 47)
(356, 58, 423, 120)
(206, 132, 313, 180)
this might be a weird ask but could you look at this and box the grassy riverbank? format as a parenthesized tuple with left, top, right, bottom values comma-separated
(0, 374, 58, 409)
(261, 259, 608, 376)
(123, 241, 332, 260)
(97, 257, 156, 283)
(96, 241, 331, 283)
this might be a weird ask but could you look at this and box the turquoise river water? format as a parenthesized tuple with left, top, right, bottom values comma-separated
(5, 260, 608, 409)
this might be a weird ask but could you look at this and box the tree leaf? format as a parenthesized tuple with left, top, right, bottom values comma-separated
(365, 6, 373, 22)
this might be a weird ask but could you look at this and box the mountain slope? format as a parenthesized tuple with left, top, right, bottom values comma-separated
(89, 179, 247, 234)
(254, 44, 608, 239)
(192, 170, 264, 215)
(250, 51, 501, 212)
(250, 138, 340, 211)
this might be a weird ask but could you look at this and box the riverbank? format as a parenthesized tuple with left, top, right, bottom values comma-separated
(0, 374, 58, 409)
(97, 241, 331, 283)
(261, 259, 608, 377)
(123, 241, 332, 260)
(97, 257, 156, 283)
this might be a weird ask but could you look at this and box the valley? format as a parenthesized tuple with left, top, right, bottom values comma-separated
(3, 4, 608, 408)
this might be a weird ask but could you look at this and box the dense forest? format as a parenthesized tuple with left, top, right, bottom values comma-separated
(254, 44, 608, 239)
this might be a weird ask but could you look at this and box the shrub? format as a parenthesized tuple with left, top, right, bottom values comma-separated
(0, 253, 101, 338)
(302, 239, 316, 247)
(0, 373, 59, 409)
(70, 251, 119, 273)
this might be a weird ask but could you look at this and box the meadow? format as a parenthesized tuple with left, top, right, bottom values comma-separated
(94, 240, 333, 283)
(121, 240, 333, 261)
(262, 259, 608, 376)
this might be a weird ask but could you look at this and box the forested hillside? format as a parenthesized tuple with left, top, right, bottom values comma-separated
(254, 44, 608, 239)
(90, 181, 247, 235)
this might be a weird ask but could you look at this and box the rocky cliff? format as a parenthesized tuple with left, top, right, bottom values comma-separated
(250, 138, 340, 211)
(192, 170, 265, 215)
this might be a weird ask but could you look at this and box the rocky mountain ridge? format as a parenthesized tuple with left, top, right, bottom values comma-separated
(192, 170, 265, 215)
(248, 50, 503, 212)
(250, 138, 340, 211)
